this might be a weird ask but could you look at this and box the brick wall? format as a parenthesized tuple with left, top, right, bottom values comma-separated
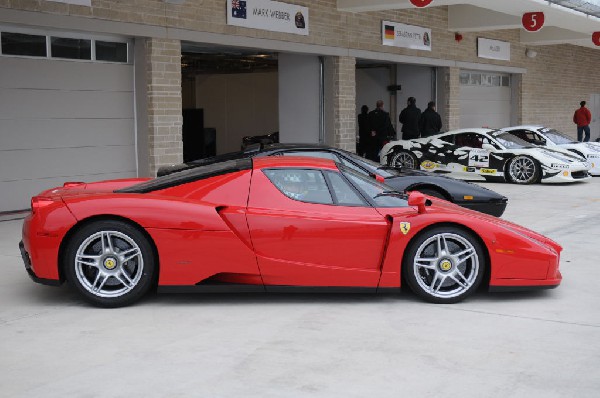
(3, 0, 600, 140)
(145, 38, 183, 176)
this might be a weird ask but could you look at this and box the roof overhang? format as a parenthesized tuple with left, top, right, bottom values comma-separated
(337, 0, 600, 49)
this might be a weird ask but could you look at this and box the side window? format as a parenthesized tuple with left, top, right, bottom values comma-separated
(530, 132, 546, 145)
(454, 133, 470, 147)
(510, 130, 530, 142)
(480, 135, 500, 150)
(440, 134, 454, 144)
(279, 151, 339, 161)
(325, 172, 367, 206)
(263, 169, 333, 204)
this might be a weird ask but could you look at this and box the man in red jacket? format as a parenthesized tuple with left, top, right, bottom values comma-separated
(573, 101, 592, 142)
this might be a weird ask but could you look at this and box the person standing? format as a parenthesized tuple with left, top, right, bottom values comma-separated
(419, 101, 442, 138)
(357, 105, 370, 157)
(399, 97, 421, 140)
(367, 100, 395, 162)
(573, 101, 592, 142)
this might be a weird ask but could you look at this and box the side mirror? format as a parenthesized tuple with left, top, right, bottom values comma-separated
(408, 191, 429, 214)
(482, 143, 496, 151)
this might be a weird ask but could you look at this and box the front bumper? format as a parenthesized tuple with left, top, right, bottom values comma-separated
(19, 241, 61, 286)
(459, 200, 508, 217)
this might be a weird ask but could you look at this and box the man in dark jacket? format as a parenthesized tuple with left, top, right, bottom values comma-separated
(399, 97, 421, 140)
(367, 100, 395, 162)
(357, 105, 370, 157)
(419, 101, 442, 137)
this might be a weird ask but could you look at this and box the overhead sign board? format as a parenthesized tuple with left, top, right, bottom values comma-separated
(477, 37, 510, 61)
(522, 12, 545, 32)
(226, 0, 309, 36)
(382, 21, 432, 51)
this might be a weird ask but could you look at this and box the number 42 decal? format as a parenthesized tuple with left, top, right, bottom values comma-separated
(468, 149, 490, 167)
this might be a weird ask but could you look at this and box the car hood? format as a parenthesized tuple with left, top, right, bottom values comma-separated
(422, 198, 561, 252)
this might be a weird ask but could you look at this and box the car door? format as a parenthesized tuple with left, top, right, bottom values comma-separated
(246, 166, 390, 287)
(451, 132, 498, 178)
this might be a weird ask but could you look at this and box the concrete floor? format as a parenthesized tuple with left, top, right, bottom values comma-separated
(1, 179, 599, 397)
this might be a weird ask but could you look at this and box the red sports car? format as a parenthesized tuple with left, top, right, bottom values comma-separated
(20, 157, 562, 307)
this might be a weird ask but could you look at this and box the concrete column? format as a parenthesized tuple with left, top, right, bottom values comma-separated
(439, 67, 461, 131)
(325, 56, 356, 152)
(145, 38, 183, 177)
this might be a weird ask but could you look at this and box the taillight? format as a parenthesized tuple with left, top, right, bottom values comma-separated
(31, 196, 55, 214)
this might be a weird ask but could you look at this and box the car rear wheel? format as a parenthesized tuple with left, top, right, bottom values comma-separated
(507, 155, 540, 184)
(64, 220, 156, 307)
(389, 150, 418, 170)
(403, 226, 485, 304)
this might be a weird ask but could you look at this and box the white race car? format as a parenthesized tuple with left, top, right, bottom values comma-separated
(501, 125, 600, 176)
(381, 128, 591, 184)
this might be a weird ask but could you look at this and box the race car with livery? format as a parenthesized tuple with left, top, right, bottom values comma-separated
(381, 128, 591, 184)
(501, 125, 600, 176)
(20, 157, 561, 307)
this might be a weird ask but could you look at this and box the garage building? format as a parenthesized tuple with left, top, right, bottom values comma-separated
(1, 0, 600, 212)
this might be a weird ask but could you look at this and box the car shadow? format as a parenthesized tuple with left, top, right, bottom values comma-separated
(20, 284, 557, 308)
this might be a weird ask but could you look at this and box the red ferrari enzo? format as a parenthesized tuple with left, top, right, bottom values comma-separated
(20, 157, 562, 307)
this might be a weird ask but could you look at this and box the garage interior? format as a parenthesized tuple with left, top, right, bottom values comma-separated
(181, 43, 279, 159)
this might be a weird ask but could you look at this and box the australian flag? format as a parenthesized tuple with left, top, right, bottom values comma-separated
(232, 0, 247, 19)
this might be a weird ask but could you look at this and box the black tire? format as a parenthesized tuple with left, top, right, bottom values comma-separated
(63, 220, 156, 307)
(506, 155, 540, 184)
(403, 226, 485, 304)
(389, 149, 419, 170)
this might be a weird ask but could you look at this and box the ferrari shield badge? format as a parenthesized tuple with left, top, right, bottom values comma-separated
(400, 222, 411, 235)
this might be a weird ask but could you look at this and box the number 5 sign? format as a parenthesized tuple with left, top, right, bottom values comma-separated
(409, 0, 433, 7)
(522, 12, 545, 32)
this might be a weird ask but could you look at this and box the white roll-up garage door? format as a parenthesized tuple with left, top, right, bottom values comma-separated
(459, 70, 511, 129)
(0, 35, 136, 212)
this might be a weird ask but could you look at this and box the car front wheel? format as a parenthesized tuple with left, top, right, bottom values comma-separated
(507, 155, 540, 184)
(403, 226, 485, 304)
(64, 220, 156, 307)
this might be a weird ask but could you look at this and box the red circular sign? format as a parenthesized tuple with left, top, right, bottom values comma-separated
(409, 0, 433, 7)
(593, 32, 600, 46)
(522, 12, 545, 32)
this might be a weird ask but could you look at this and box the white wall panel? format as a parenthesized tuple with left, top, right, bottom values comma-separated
(0, 56, 136, 212)
(0, 89, 134, 119)
(0, 119, 134, 150)
(460, 82, 511, 129)
(0, 57, 133, 91)
(278, 53, 320, 144)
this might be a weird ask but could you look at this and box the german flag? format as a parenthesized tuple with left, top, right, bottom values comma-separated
(385, 25, 395, 40)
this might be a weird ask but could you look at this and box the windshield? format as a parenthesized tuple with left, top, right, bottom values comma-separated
(540, 128, 578, 144)
(341, 166, 407, 208)
(491, 132, 531, 149)
(336, 149, 399, 178)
